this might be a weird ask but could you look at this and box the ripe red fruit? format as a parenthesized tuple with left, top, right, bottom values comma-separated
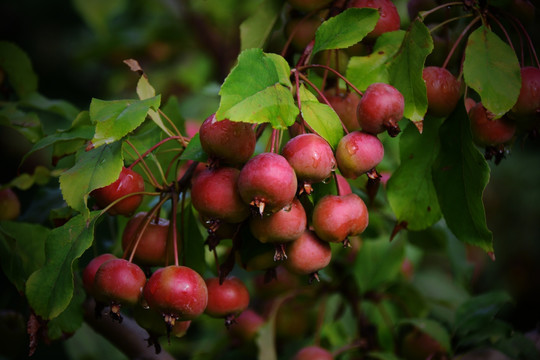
(237, 152, 297, 214)
(91, 167, 144, 216)
(348, 0, 400, 39)
(0, 188, 21, 220)
(312, 193, 369, 243)
(336, 131, 384, 179)
(336, 174, 352, 195)
(199, 113, 256, 165)
(422, 66, 461, 117)
(324, 90, 361, 132)
(357, 82, 404, 136)
(293, 345, 334, 360)
(93, 258, 147, 317)
(249, 198, 307, 244)
(205, 277, 250, 322)
(511, 66, 540, 118)
(143, 265, 208, 322)
(285, 230, 332, 277)
(82, 253, 117, 296)
(122, 212, 171, 267)
(469, 102, 516, 146)
(191, 167, 250, 224)
(281, 133, 336, 193)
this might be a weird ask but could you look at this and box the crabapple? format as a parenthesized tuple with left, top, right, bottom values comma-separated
(228, 309, 265, 342)
(143, 265, 208, 323)
(237, 152, 297, 214)
(191, 167, 250, 224)
(312, 193, 369, 243)
(293, 345, 334, 360)
(511, 66, 540, 118)
(357, 82, 404, 136)
(249, 198, 307, 244)
(336, 174, 352, 195)
(282, 133, 336, 193)
(348, 0, 400, 39)
(91, 167, 144, 216)
(0, 188, 20, 220)
(422, 66, 461, 117)
(336, 131, 384, 179)
(285, 230, 332, 278)
(93, 258, 147, 320)
(469, 102, 516, 146)
(122, 212, 171, 267)
(205, 277, 250, 323)
(199, 113, 256, 165)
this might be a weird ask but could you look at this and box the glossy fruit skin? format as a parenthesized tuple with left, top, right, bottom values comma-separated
(336, 131, 384, 179)
(122, 212, 170, 266)
(293, 345, 334, 360)
(469, 102, 516, 146)
(312, 194, 369, 243)
(285, 230, 332, 275)
(82, 253, 117, 296)
(191, 167, 250, 223)
(357, 82, 404, 136)
(348, 0, 400, 39)
(281, 133, 336, 184)
(199, 113, 256, 165)
(237, 153, 298, 214)
(143, 265, 208, 321)
(91, 167, 144, 216)
(205, 277, 250, 318)
(0, 188, 21, 220)
(512, 66, 540, 118)
(324, 91, 361, 132)
(422, 66, 461, 117)
(93, 259, 146, 306)
(249, 198, 307, 244)
(287, 0, 332, 12)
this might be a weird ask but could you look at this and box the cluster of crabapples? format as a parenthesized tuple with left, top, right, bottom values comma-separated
(79, 0, 540, 352)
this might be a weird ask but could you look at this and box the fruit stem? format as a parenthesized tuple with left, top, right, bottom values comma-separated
(487, 13, 516, 55)
(179, 191, 187, 266)
(125, 140, 164, 190)
(124, 194, 171, 263)
(442, 15, 480, 70)
(297, 64, 364, 97)
(129, 136, 188, 171)
(428, 14, 473, 34)
(417, 2, 463, 20)
(502, 11, 540, 68)
(157, 109, 187, 146)
(170, 189, 180, 267)
(97, 191, 160, 218)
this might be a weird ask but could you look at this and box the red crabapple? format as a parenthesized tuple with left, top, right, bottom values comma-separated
(285, 230, 332, 281)
(469, 102, 516, 146)
(511, 66, 540, 118)
(422, 66, 461, 117)
(357, 82, 404, 136)
(336, 131, 384, 179)
(348, 0, 401, 40)
(91, 167, 145, 216)
(205, 277, 250, 326)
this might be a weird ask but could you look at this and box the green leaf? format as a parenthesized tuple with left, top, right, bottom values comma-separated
(463, 26, 521, 118)
(313, 8, 379, 55)
(298, 84, 343, 148)
(182, 203, 207, 275)
(386, 118, 442, 230)
(0, 221, 48, 292)
(59, 142, 123, 217)
(398, 318, 451, 352)
(26, 211, 101, 319)
(21, 111, 94, 166)
(432, 104, 493, 252)
(0, 41, 38, 98)
(20, 92, 79, 123)
(454, 291, 511, 335)
(89, 96, 161, 147)
(240, 0, 283, 51)
(8, 166, 58, 190)
(216, 48, 298, 129)
(353, 237, 406, 293)
(0, 104, 43, 143)
(47, 280, 85, 339)
(388, 20, 433, 124)
(136, 76, 175, 137)
(347, 31, 405, 91)
(180, 133, 208, 163)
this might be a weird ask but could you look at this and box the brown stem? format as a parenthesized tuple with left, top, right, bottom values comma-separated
(125, 140, 163, 190)
(442, 15, 481, 69)
(297, 64, 364, 97)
